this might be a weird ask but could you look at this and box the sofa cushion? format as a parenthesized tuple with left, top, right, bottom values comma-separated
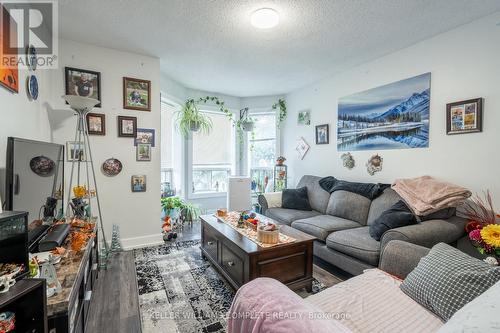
(400, 242, 500, 321)
(326, 227, 381, 266)
(291, 215, 361, 241)
(369, 200, 417, 241)
(265, 208, 321, 226)
(326, 190, 371, 225)
(282, 187, 312, 211)
(297, 175, 331, 214)
(366, 188, 402, 225)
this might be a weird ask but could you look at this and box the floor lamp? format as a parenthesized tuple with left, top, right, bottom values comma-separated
(62, 95, 109, 267)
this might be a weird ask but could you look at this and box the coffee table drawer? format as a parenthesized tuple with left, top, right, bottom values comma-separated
(221, 244, 244, 286)
(202, 229, 218, 261)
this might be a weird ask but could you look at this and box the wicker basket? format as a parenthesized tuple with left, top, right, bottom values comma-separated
(257, 227, 279, 244)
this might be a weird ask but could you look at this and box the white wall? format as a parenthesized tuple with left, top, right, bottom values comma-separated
(48, 39, 161, 248)
(0, 68, 53, 200)
(282, 12, 500, 209)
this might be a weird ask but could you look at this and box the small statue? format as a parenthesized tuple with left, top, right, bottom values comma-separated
(237, 213, 245, 228)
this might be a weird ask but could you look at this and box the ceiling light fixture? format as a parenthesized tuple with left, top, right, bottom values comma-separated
(251, 8, 279, 29)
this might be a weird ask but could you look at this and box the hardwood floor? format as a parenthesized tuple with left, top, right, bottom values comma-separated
(85, 251, 142, 332)
(85, 221, 202, 332)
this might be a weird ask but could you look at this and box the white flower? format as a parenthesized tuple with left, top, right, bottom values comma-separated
(483, 257, 499, 266)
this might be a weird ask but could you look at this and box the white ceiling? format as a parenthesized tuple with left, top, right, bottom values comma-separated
(59, 0, 500, 97)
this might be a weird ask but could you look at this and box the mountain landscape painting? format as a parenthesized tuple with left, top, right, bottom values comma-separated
(337, 73, 431, 151)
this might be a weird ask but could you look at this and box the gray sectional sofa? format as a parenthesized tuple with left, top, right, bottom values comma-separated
(258, 175, 467, 275)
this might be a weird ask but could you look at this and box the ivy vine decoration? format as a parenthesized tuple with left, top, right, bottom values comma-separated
(272, 98, 287, 128)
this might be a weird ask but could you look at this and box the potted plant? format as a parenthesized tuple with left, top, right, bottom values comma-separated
(161, 196, 184, 218)
(180, 202, 201, 223)
(175, 99, 213, 138)
(276, 156, 286, 166)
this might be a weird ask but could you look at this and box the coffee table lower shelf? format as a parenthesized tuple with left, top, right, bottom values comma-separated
(200, 215, 314, 292)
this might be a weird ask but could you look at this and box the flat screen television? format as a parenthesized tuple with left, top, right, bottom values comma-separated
(4, 137, 65, 224)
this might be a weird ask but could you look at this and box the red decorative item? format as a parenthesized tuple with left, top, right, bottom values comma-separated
(0, 311, 15, 333)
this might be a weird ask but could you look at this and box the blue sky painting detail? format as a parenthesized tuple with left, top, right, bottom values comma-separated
(337, 73, 431, 151)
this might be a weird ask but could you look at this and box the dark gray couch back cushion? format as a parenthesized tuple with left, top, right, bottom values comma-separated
(366, 188, 402, 225)
(297, 175, 331, 214)
(326, 190, 371, 224)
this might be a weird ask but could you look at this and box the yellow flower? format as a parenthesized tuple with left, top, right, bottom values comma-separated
(481, 224, 500, 248)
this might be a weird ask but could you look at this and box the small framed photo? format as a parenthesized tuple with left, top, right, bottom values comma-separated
(66, 141, 86, 161)
(65, 67, 101, 107)
(315, 124, 329, 144)
(135, 128, 155, 147)
(123, 77, 151, 111)
(446, 98, 483, 135)
(136, 143, 152, 161)
(297, 110, 311, 125)
(86, 113, 105, 135)
(118, 116, 137, 137)
(131, 175, 147, 192)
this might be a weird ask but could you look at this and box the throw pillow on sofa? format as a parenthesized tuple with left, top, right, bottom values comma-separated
(319, 176, 390, 199)
(369, 200, 417, 241)
(400, 242, 500, 321)
(281, 187, 312, 211)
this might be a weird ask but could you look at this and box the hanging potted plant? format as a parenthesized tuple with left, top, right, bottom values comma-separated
(175, 99, 213, 138)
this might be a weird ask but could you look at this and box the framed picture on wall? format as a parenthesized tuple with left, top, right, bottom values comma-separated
(66, 141, 86, 161)
(315, 124, 329, 144)
(123, 77, 151, 111)
(131, 175, 147, 192)
(135, 128, 155, 146)
(136, 143, 151, 161)
(446, 98, 483, 135)
(118, 116, 137, 137)
(86, 113, 105, 135)
(0, 5, 19, 93)
(65, 67, 102, 107)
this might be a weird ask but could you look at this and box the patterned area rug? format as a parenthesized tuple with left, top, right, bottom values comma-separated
(134, 240, 330, 333)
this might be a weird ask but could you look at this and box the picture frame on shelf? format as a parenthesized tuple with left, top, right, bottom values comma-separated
(131, 175, 147, 192)
(123, 77, 151, 111)
(135, 128, 155, 147)
(446, 98, 483, 135)
(118, 116, 137, 137)
(315, 124, 329, 144)
(86, 113, 106, 135)
(65, 67, 102, 107)
(66, 141, 86, 161)
(136, 143, 152, 161)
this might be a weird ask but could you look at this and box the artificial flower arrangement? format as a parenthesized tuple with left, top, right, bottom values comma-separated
(463, 191, 500, 263)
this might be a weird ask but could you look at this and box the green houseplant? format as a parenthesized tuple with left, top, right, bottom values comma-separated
(180, 202, 201, 223)
(161, 196, 184, 217)
(175, 99, 213, 138)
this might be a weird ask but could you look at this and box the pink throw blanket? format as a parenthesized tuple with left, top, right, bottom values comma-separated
(227, 278, 350, 333)
(392, 176, 471, 216)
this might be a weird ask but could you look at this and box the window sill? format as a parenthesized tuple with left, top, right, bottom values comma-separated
(188, 191, 227, 200)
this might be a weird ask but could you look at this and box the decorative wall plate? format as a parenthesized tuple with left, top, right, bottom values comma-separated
(30, 156, 55, 176)
(102, 158, 123, 176)
(341, 152, 355, 169)
(366, 154, 383, 176)
(26, 75, 39, 100)
(26, 45, 37, 71)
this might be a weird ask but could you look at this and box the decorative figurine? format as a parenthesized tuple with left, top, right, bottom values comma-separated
(366, 154, 383, 176)
(341, 152, 355, 170)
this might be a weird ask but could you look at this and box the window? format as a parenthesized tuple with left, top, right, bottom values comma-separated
(191, 111, 234, 194)
(249, 112, 277, 193)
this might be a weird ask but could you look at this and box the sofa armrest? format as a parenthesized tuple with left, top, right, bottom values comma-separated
(379, 240, 430, 279)
(380, 215, 467, 252)
(258, 194, 269, 214)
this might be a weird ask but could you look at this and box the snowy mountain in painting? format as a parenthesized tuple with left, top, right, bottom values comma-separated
(373, 88, 430, 121)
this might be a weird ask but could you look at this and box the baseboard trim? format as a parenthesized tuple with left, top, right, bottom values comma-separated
(121, 233, 164, 250)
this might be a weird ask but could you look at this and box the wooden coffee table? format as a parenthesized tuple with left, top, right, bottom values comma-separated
(200, 214, 316, 291)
